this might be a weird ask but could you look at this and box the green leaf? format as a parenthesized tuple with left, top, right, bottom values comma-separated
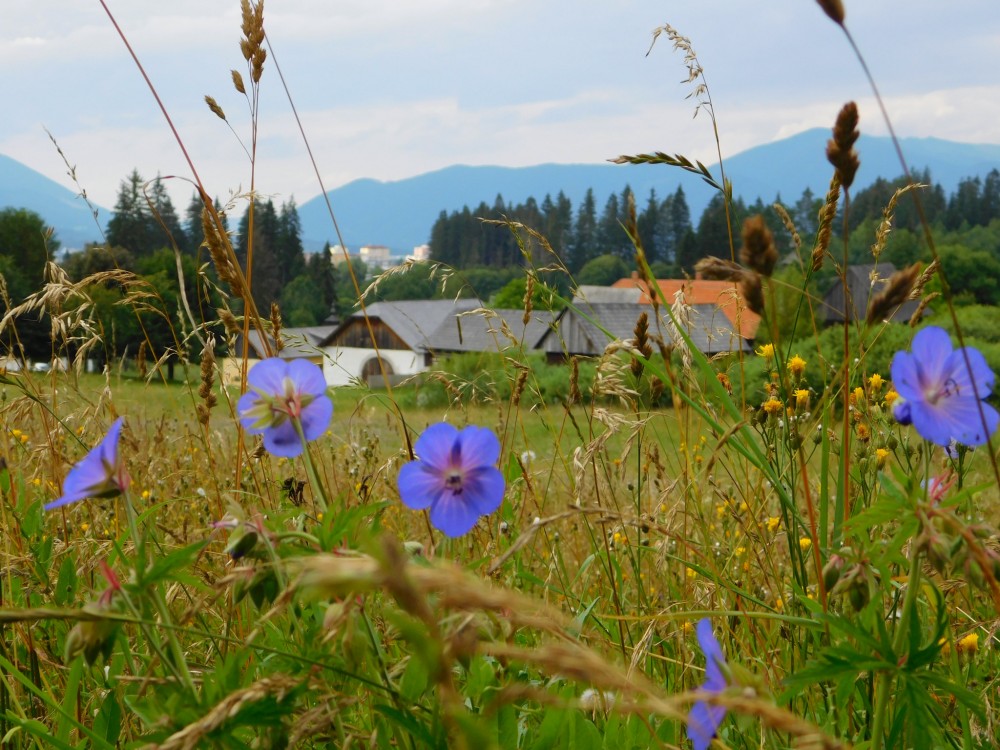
(142, 540, 210, 586)
(54, 552, 78, 606)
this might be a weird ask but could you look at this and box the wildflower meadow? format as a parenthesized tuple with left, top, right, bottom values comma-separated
(0, 2, 998, 749)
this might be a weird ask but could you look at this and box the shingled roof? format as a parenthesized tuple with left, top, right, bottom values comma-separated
(538, 301, 751, 357)
(318, 299, 484, 352)
(424, 308, 555, 354)
(822, 263, 922, 323)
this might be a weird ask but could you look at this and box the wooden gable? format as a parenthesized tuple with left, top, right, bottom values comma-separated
(331, 318, 410, 350)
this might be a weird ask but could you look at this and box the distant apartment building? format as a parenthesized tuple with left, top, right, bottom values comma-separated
(359, 244, 393, 270)
(328, 245, 356, 266)
(410, 244, 431, 262)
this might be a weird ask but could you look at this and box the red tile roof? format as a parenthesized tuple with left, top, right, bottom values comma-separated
(610, 277, 760, 338)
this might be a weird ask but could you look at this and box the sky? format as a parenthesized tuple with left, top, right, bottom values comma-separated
(2, 0, 999, 210)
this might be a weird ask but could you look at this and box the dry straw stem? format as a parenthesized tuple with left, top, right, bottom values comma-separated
(826, 102, 860, 190)
(866, 262, 921, 325)
(811, 174, 841, 272)
(740, 215, 778, 277)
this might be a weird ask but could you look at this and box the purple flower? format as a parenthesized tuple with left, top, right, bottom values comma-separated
(688, 618, 728, 750)
(46, 418, 130, 511)
(237, 358, 333, 458)
(397, 423, 505, 537)
(890, 326, 999, 447)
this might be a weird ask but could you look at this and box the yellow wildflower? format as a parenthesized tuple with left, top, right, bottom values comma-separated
(756, 343, 775, 361)
(799, 536, 812, 551)
(853, 386, 865, 403)
(957, 633, 979, 654)
(766, 516, 781, 533)
(141, 490, 151, 500)
(686, 567, 697, 579)
(31, 477, 41, 487)
(763, 398, 783, 415)
(735, 546, 746, 557)
(80, 523, 90, 532)
(613, 532, 623, 545)
(875, 448, 889, 468)
(794, 389, 810, 409)
(868, 373, 884, 392)
(787, 355, 806, 378)
(884, 389, 899, 408)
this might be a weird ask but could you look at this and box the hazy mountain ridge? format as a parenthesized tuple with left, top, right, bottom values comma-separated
(0, 154, 109, 251)
(296, 129, 1000, 252)
(3, 129, 1000, 254)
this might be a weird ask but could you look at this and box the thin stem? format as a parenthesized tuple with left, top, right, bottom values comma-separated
(294, 420, 330, 514)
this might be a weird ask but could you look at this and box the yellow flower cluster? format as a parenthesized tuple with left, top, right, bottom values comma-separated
(787, 355, 806, 379)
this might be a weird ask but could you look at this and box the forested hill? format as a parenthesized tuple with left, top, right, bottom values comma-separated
(297, 129, 1000, 251)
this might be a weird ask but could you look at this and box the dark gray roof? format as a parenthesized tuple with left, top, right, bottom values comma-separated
(538, 302, 751, 356)
(237, 325, 337, 360)
(424, 308, 555, 354)
(319, 299, 483, 352)
(822, 263, 922, 323)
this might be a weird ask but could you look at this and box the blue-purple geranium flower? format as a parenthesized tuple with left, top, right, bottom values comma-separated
(688, 618, 728, 750)
(397, 423, 505, 537)
(45, 417, 130, 511)
(237, 358, 333, 458)
(890, 326, 998, 447)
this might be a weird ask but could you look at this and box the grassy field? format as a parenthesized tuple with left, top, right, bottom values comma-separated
(1, 3, 998, 749)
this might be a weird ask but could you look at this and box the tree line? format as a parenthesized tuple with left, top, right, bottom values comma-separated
(427, 168, 1000, 277)
(1, 166, 999, 366)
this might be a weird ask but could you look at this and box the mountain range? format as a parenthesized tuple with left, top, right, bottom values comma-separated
(3, 128, 1000, 253)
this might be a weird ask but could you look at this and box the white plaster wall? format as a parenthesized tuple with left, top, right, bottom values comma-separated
(322, 347, 424, 386)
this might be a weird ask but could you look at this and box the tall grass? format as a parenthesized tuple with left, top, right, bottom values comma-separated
(0, 2, 996, 749)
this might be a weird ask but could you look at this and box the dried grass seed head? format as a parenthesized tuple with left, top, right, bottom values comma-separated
(866, 262, 921, 325)
(827, 102, 860, 190)
(815, 0, 846, 26)
(740, 215, 778, 277)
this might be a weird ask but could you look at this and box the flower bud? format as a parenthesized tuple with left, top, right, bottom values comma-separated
(822, 554, 846, 592)
(65, 618, 119, 665)
(226, 530, 259, 560)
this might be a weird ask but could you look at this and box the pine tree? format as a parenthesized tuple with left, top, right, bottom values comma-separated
(148, 175, 186, 251)
(570, 188, 598, 272)
(107, 169, 153, 257)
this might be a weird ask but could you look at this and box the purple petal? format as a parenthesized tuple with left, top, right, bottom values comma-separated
(247, 357, 289, 395)
(912, 397, 999, 447)
(237, 391, 267, 432)
(910, 327, 953, 389)
(398, 461, 443, 510)
(456, 426, 501, 468)
(890, 351, 921, 402)
(261, 421, 303, 458)
(44, 418, 126, 511)
(461, 466, 505, 516)
(943, 346, 995, 399)
(687, 700, 726, 750)
(429, 493, 480, 537)
(413, 423, 460, 472)
(696, 618, 727, 690)
(287, 359, 328, 397)
(893, 400, 912, 426)
(300, 395, 333, 442)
